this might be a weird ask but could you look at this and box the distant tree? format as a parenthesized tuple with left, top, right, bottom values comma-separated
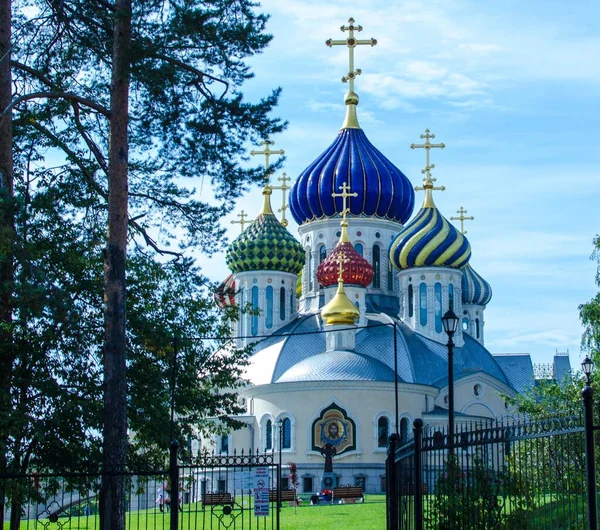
(579, 235, 600, 359)
(0, 0, 283, 528)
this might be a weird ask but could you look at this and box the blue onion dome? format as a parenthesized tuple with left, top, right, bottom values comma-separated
(461, 263, 492, 306)
(389, 179, 471, 270)
(289, 92, 415, 225)
(226, 187, 304, 274)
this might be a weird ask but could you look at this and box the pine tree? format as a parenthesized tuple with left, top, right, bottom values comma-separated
(1, 1, 283, 527)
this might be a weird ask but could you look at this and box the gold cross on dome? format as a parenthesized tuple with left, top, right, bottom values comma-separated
(450, 206, 475, 234)
(271, 172, 291, 227)
(332, 252, 351, 283)
(326, 18, 377, 93)
(415, 176, 445, 193)
(250, 138, 285, 185)
(410, 129, 445, 183)
(231, 210, 248, 233)
(331, 182, 358, 221)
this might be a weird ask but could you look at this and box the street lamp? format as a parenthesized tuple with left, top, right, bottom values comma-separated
(441, 309, 459, 456)
(581, 356, 598, 530)
(277, 419, 283, 515)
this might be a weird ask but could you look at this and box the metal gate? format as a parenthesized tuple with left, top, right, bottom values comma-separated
(386, 414, 588, 530)
(177, 449, 282, 530)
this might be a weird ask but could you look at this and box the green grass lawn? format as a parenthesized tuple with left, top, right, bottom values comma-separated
(278, 495, 386, 530)
(5, 493, 590, 530)
(5, 495, 387, 530)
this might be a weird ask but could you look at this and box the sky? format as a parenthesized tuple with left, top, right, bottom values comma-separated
(196, 0, 600, 367)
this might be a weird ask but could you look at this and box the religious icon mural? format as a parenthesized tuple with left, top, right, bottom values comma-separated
(311, 403, 356, 456)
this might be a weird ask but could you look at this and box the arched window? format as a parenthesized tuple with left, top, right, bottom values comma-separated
(387, 262, 394, 291)
(400, 418, 409, 444)
(239, 288, 245, 336)
(319, 245, 327, 263)
(419, 283, 427, 326)
(220, 434, 229, 454)
(372, 245, 381, 288)
(251, 286, 259, 336)
(377, 416, 389, 448)
(408, 284, 414, 318)
(476, 318, 480, 338)
(265, 420, 273, 451)
(462, 317, 469, 331)
(289, 291, 294, 316)
(266, 286, 273, 329)
(355, 243, 364, 257)
(282, 418, 291, 449)
(307, 250, 313, 291)
(280, 287, 286, 321)
(434, 283, 442, 333)
(448, 283, 454, 312)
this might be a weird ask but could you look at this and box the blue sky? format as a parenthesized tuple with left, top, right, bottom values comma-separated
(197, 0, 600, 366)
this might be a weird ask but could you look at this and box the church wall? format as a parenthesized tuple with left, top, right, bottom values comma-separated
(233, 380, 437, 493)
(397, 266, 465, 347)
(234, 270, 298, 348)
(462, 303, 486, 345)
(298, 218, 403, 304)
(432, 373, 514, 421)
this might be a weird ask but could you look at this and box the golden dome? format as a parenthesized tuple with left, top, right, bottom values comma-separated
(321, 280, 360, 326)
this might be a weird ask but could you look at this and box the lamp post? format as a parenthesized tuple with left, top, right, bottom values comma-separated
(277, 419, 283, 515)
(581, 356, 598, 530)
(441, 309, 459, 457)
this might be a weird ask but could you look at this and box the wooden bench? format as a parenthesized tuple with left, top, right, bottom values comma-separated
(332, 486, 364, 503)
(269, 489, 297, 503)
(202, 492, 233, 508)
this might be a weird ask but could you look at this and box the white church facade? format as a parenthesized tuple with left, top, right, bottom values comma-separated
(207, 18, 571, 494)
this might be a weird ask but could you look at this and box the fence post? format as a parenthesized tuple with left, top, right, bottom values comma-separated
(413, 419, 424, 530)
(386, 433, 398, 530)
(582, 384, 598, 530)
(170, 440, 180, 530)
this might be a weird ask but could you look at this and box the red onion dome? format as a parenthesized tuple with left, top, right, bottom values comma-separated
(214, 274, 236, 309)
(317, 239, 374, 288)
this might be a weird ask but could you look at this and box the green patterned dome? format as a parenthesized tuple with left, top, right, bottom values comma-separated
(226, 188, 305, 274)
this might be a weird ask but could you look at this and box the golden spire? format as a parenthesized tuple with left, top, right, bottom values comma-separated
(411, 129, 446, 207)
(450, 206, 475, 234)
(271, 172, 291, 227)
(258, 185, 274, 216)
(250, 138, 285, 186)
(231, 210, 249, 233)
(321, 253, 359, 326)
(326, 18, 377, 129)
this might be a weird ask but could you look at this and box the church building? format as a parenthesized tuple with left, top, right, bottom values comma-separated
(208, 18, 570, 494)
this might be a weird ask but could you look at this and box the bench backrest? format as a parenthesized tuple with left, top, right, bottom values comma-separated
(202, 493, 232, 504)
(332, 487, 363, 497)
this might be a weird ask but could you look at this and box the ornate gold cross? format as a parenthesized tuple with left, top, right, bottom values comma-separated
(231, 210, 248, 233)
(450, 206, 474, 234)
(415, 177, 445, 194)
(332, 252, 351, 282)
(250, 138, 285, 185)
(332, 182, 358, 221)
(326, 18, 377, 93)
(271, 172, 291, 227)
(410, 129, 445, 183)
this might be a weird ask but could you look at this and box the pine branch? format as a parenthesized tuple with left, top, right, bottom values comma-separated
(149, 54, 229, 100)
(0, 91, 111, 122)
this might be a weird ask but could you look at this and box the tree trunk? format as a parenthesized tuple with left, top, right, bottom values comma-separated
(101, 1, 131, 530)
(0, 0, 13, 524)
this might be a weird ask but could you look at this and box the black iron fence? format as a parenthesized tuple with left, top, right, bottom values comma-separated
(1, 444, 283, 530)
(386, 414, 588, 530)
